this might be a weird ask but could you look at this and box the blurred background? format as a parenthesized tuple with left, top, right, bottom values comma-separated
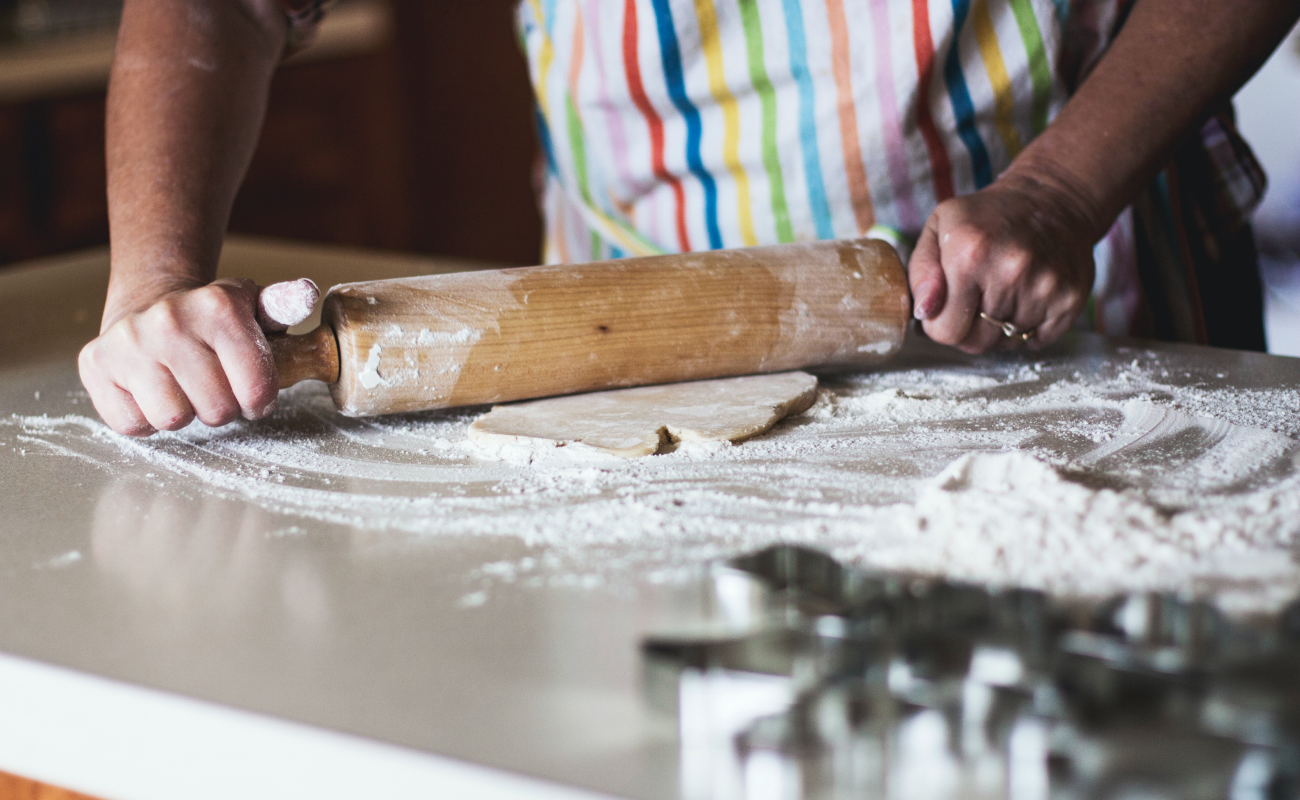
(0, 0, 1297, 353)
(1237, 26, 1300, 356)
(0, 0, 543, 268)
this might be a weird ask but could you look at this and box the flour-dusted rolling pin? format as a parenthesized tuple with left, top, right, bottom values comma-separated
(267, 238, 911, 417)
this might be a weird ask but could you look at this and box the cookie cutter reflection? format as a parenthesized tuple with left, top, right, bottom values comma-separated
(643, 545, 1300, 800)
(91, 477, 332, 634)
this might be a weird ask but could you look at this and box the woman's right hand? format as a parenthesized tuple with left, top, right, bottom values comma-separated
(78, 278, 279, 437)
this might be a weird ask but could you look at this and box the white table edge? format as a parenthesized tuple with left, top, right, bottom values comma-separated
(0, 651, 622, 800)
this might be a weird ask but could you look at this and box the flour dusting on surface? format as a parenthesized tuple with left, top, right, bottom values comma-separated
(7, 346, 1300, 613)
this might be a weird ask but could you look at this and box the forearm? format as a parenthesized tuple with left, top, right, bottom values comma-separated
(1004, 0, 1300, 242)
(104, 0, 287, 329)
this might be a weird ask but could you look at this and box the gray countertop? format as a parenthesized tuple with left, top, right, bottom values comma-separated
(1, 239, 1298, 800)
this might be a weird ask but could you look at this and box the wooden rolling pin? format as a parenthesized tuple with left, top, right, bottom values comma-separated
(268, 238, 911, 417)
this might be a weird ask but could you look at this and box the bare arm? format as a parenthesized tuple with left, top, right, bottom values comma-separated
(910, 0, 1300, 353)
(80, 0, 288, 435)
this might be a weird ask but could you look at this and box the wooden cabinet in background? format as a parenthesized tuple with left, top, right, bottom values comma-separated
(0, 0, 543, 271)
(230, 39, 410, 252)
(0, 93, 108, 264)
(386, 1, 544, 265)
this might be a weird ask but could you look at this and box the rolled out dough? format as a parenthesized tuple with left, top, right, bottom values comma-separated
(467, 371, 819, 458)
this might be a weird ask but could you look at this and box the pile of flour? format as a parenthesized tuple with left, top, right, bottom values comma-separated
(8, 347, 1300, 614)
(856, 449, 1300, 614)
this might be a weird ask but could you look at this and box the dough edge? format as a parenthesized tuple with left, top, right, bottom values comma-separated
(466, 371, 820, 459)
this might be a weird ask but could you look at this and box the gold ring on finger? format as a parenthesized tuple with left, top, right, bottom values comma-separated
(979, 311, 1035, 342)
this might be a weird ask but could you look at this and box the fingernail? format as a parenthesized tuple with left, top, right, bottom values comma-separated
(914, 276, 947, 321)
(912, 280, 936, 320)
(913, 291, 934, 321)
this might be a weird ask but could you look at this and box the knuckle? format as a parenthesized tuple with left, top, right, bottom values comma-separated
(181, 287, 235, 331)
(1036, 270, 1063, 299)
(106, 317, 146, 351)
(80, 334, 127, 374)
(206, 284, 251, 323)
(192, 286, 232, 319)
(78, 340, 100, 371)
(1004, 253, 1034, 286)
(950, 232, 990, 270)
(149, 302, 186, 338)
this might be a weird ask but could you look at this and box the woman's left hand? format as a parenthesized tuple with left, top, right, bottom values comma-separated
(906, 167, 1101, 354)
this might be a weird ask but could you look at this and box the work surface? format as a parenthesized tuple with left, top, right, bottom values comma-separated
(2, 240, 1299, 800)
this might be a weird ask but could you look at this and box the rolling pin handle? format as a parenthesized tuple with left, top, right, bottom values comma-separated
(268, 325, 340, 389)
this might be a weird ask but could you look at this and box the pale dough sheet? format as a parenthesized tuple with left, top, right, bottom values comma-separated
(466, 371, 819, 458)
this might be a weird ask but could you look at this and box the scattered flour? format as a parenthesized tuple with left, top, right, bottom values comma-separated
(7, 349, 1300, 614)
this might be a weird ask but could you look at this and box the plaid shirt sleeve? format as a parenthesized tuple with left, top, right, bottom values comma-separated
(279, 0, 333, 52)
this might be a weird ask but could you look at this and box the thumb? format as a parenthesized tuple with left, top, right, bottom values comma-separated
(907, 217, 947, 321)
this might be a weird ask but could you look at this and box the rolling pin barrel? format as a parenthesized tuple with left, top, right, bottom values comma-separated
(271, 238, 911, 417)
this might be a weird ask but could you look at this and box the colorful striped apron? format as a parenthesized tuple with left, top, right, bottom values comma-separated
(518, 0, 1266, 347)
(519, 0, 1122, 256)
